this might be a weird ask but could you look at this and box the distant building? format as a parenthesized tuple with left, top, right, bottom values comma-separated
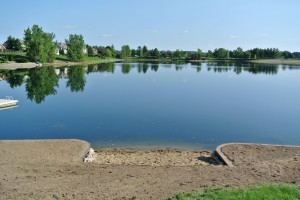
(0, 44, 6, 52)
(92, 48, 98, 56)
(292, 52, 300, 58)
(57, 42, 68, 55)
(20, 40, 26, 51)
(83, 47, 87, 54)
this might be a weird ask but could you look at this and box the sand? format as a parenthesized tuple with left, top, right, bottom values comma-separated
(0, 140, 299, 199)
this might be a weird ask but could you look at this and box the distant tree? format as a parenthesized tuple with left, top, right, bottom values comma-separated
(87, 45, 94, 57)
(137, 46, 143, 57)
(24, 25, 56, 63)
(207, 50, 213, 59)
(110, 45, 116, 57)
(197, 49, 202, 59)
(213, 48, 228, 59)
(121, 45, 131, 58)
(131, 49, 137, 57)
(173, 49, 185, 58)
(4, 36, 22, 51)
(142, 45, 148, 57)
(233, 47, 244, 58)
(282, 51, 293, 59)
(65, 34, 85, 62)
(152, 48, 160, 58)
(105, 47, 113, 57)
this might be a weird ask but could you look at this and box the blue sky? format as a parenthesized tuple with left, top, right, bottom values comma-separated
(1, 0, 299, 52)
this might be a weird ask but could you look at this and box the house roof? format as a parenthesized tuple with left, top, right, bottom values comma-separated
(58, 42, 68, 49)
(0, 44, 6, 50)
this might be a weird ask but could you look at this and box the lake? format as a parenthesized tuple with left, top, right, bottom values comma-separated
(0, 62, 300, 150)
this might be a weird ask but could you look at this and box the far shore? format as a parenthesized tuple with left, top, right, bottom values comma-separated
(0, 58, 122, 70)
(1, 58, 300, 70)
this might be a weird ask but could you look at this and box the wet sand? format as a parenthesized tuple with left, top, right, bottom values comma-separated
(0, 140, 299, 199)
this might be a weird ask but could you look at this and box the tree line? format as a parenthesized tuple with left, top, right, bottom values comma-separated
(1, 24, 299, 63)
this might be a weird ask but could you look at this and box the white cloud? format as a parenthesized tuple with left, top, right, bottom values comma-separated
(184, 30, 189, 33)
(152, 30, 157, 33)
(229, 35, 239, 39)
(101, 33, 112, 37)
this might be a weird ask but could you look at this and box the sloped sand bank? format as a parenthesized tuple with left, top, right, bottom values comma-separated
(0, 140, 299, 199)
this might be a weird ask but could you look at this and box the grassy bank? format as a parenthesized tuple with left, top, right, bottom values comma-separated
(169, 184, 300, 200)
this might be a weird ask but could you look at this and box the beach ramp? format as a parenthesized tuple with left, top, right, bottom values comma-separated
(0, 139, 90, 164)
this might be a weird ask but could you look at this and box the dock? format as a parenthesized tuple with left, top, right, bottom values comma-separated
(0, 99, 18, 109)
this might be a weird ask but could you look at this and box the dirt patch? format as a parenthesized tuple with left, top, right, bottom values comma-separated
(94, 149, 221, 166)
(0, 140, 299, 199)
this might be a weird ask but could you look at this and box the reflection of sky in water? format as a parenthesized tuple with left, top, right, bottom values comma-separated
(0, 62, 300, 150)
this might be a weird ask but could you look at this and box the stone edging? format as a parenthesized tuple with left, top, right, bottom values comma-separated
(215, 143, 235, 167)
(72, 139, 91, 162)
(215, 142, 300, 167)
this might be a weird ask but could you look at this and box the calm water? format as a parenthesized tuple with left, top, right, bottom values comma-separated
(0, 62, 300, 150)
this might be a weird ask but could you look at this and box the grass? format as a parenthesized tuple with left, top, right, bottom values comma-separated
(169, 184, 300, 200)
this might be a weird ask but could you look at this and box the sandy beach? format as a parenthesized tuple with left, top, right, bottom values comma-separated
(0, 140, 299, 199)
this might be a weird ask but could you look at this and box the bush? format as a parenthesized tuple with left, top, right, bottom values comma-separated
(15, 58, 29, 63)
(8, 54, 14, 61)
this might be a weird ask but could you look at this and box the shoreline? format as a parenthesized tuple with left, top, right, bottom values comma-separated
(0, 58, 122, 70)
(1, 58, 300, 71)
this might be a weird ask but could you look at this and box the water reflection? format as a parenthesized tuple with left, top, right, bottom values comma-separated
(26, 66, 58, 104)
(66, 65, 86, 92)
(0, 62, 300, 104)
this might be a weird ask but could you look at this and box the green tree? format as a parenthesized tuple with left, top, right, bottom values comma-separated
(87, 45, 94, 57)
(282, 51, 293, 59)
(66, 65, 86, 92)
(153, 48, 160, 59)
(121, 45, 131, 58)
(105, 47, 113, 57)
(137, 46, 143, 57)
(26, 66, 58, 104)
(197, 49, 202, 59)
(65, 34, 85, 62)
(142, 45, 148, 57)
(214, 48, 228, 59)
(4, 36, 22, 51)
(24, 25, 56, 63)
(173, 49, 185, 58)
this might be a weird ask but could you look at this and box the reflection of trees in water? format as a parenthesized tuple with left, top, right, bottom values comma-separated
(241, 63, 279, 75)
(121, 63, 131, 74)
(87, 63, 115, 74)
(205, 62, 280, 75)
(26, 66, 58, 104)
(151, 64, 159, 72)
(6, 70, 26, 88)
(66, 65, 86, 92)
(142, 63, 148, 73)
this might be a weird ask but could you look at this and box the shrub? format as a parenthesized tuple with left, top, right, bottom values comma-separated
(15, 58, 29, 63)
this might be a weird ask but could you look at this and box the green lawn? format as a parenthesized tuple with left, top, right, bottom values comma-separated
(169, 184, 300, 200)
